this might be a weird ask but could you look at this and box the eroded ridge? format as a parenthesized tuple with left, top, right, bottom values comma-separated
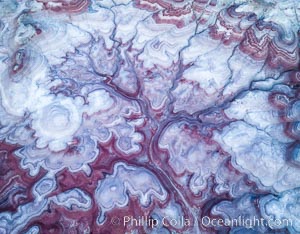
(0, 0, 299, 233)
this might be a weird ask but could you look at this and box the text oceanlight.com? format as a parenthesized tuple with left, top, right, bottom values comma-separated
(110, 215, 293, 229)
(201, 216, 292, 229)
